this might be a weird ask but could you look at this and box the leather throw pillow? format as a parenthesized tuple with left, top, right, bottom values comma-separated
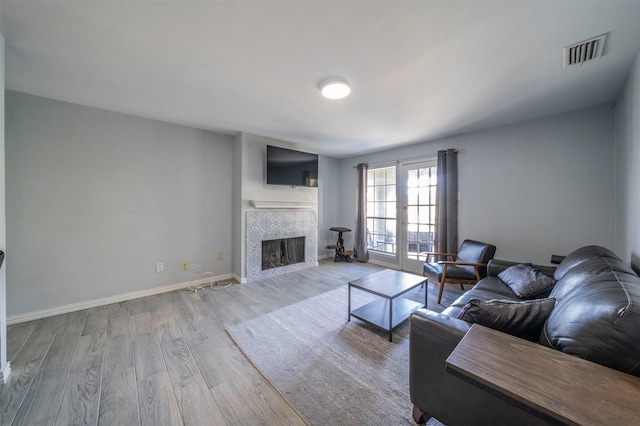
(499, 263, 556, 298)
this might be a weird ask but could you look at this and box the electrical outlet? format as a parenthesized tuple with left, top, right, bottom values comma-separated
(217, 251, 224, 261)
(182, 261, 188, 270)
(156, 262, 164, 273)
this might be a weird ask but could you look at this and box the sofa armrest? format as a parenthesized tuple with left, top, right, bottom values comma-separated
(409, 309, 471, 411)
(410, 308, 471, 344)
(409, 308, 547, 425)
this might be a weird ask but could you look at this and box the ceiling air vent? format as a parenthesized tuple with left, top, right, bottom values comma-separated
(564, 33, 607, 67)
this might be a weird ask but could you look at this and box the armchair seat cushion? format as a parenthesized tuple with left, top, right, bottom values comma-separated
(423, 262, 475, 281)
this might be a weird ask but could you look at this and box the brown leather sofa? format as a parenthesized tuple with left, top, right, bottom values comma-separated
(409, 245, 640, 425)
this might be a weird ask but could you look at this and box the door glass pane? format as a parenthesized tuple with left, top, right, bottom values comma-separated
(386, 167, 396, 184)
(403, 163, 437, 262)
(408, 187, 418, 205)
(366, 165, 397, 254)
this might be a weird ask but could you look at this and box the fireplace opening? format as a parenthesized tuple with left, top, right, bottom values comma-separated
(262, 236, 305, 270)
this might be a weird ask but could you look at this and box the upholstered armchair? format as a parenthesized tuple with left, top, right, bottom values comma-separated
(423, 239, 497, 304)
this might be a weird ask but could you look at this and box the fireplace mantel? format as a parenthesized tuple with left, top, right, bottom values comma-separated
(250, 200, 316, 210)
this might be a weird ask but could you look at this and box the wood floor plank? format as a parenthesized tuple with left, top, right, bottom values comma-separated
(147, 295, 176, 327)
(174, 314, 210, 348)
(132, 333, 165, 381)
(72, 330, 107, 372)
(171, 374, 226, 426)
(217, 339, 264, 389)
(160, 337, 199, 382)
(55, 364, 102, 426)
(125, 297, 150, 316)
(105, 301, 129, 314)
(245, 381, 308, 425)
(40, 331, 81, 371)
(58, 310, 89, 336)
(5, 322, 37, 363)
(11, 365, 68, 426)
(137, 372, 183, 426)
(0, 409, 18, 426)
(35, 314, 66, 335)
(170, 298, 196, 319)
(103, 333, 134, 377)
(155, 320, 182, 345)
(98, 367, 140, 426)
(0, 326, 57, 414)
(106, 310, 131, 338)
(130, 311, 153, 338)
(81, 309, 110, 337)
(189, 340, 237, 390)
(209, 378, 267, 425)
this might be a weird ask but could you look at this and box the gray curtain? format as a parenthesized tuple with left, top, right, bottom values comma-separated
(354, 163, 369, 262)
(435, 149, 458, 255)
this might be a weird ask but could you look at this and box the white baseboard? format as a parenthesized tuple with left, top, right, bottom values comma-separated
(0, 361, 11, 384)
(7, 273, 235, 325)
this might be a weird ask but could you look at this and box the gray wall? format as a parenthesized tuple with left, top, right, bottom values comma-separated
(615, 51, 640, 271)
(5, 91, 234, 316)
(338, 105, 616, 266)
(0, 31, 8, 376)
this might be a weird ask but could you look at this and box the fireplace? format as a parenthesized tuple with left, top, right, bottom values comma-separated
(246, 210, 317, 281)
(262, 236, 305, 270)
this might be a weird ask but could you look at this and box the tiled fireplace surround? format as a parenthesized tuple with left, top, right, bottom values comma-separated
(246, 210, 318, 281)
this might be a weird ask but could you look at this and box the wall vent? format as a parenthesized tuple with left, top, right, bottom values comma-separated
(564, 34, 607, 67)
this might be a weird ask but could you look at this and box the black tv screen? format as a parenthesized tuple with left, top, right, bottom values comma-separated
(266, 145, 318, 187)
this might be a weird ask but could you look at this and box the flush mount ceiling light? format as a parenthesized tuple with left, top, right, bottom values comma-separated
(319, 79, 351, 99)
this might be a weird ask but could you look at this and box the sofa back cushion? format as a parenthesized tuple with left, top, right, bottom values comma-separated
(540, 271, 640, 376)
(459, 298, 556, 341)
(553, 245, 620, 280)
(549, 256, 638, 302)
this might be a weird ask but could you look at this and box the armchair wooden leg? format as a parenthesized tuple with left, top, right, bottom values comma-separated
(437, 281, 445, 304)
(460, 283, 464, 290)
(412, 405, 428, 424)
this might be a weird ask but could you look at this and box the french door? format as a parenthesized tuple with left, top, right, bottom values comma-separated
(399, 160, 437, 274)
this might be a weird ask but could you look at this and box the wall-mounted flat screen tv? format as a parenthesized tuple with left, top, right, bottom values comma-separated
(266, 145, 319, 187)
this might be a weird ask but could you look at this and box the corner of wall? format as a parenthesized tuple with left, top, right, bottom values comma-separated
(0, 31, 8, 381)
(614, 50, 640, 268)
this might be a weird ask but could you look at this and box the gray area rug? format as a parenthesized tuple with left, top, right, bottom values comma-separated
(227, 285, 445, 425)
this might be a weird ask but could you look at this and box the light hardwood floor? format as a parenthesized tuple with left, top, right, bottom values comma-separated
(0, 259, 463, 426)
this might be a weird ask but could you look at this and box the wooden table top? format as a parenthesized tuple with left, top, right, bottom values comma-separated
(446, 324, 640, 426)
(330, 227, 351, 232)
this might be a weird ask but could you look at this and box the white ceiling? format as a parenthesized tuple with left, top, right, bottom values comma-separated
(2, 1, 639, 158)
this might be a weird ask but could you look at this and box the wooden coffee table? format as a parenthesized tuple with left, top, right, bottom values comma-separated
(348, 269, 427, 341)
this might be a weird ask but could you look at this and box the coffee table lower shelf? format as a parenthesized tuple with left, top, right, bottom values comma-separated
(349, 298, 423, 341)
